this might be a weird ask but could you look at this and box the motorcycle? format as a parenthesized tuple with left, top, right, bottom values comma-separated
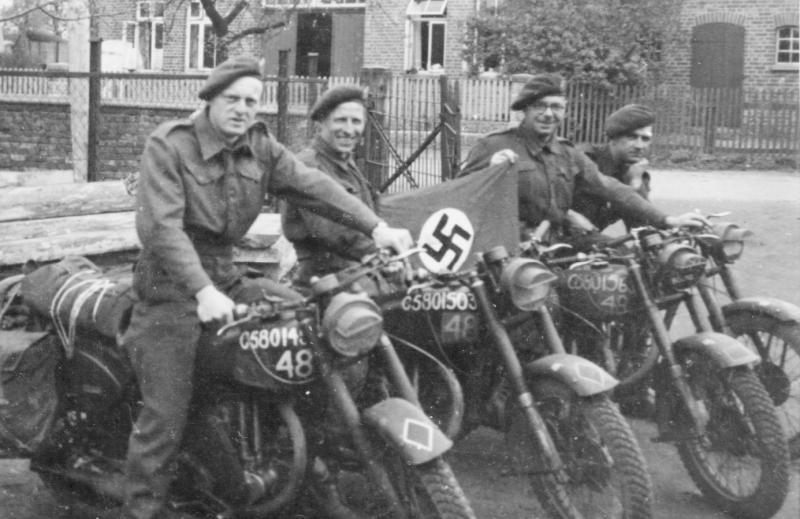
(0, 252, 476, 519)
(350, 247, 653, 519)
(686, 215, 800, 458)
(538, 227, 790, 519)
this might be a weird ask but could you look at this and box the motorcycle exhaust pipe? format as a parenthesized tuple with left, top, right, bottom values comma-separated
(33, 463, 126, 502)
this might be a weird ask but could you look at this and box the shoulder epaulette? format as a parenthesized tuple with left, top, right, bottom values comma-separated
(152, 118, 194, 138)
(556, 136, 575, 147)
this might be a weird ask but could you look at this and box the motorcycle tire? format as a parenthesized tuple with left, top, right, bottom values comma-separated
(511, 376, 653, 519)
(334, 454, 476, 519)
(675, 354, 790, 519)
(724, 311, 800, 458)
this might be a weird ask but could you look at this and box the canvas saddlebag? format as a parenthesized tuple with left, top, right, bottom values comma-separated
(0, 331, 60, 456)
(20, 256, 136, 345)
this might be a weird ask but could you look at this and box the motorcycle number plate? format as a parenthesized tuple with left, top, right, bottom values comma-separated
(238, 327, 315, 384)
(400, 289, 477, 312)
(440, 312, 478, 344)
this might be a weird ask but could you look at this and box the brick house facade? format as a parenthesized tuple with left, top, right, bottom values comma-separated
(663, 0, 799, 89)
(93, 0, 261, 73)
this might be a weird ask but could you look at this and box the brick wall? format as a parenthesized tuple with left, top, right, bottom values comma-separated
(95, 0, 262, 73)
(0, 103, 72, 170)
(0, 102, 311, 179)
(663, 0, 799, 89)
(363, 0, 473, 74)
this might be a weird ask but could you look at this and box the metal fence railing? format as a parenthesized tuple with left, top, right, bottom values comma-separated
(1, 68, 797, 180)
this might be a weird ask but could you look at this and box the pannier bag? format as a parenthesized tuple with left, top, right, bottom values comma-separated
(20, 256, 136, 356)
(0, 331, 60, 456)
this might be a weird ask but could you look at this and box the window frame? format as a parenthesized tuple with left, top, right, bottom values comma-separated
(774, 25, 799, 70)
(404, 0, 447, 73)
(186, 1, 218, 71)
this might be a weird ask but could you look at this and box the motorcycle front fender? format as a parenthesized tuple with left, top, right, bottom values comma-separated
(722, 297, 800, 325)
(672, 331, 760, 368)
(362, 397, 452, 465)
(524, 353, 619, 397)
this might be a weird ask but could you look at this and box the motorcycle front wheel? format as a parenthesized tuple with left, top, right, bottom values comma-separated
(331, 451, 476, 519)
(724, 311, 800, 457)
(675, 352, 790, 519)
(509, 376, 653, 519)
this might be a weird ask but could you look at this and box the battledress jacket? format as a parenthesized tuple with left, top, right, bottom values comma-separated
(134, 111, 380, 302)
(458, 126, 666, 231)
(281, 136, 379, 278)
(572, 142, 652, 230)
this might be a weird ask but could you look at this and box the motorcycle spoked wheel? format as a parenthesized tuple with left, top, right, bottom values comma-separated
(508, 376, 653, 519)
(329, 443, 477, 519)
(235, 401, 307, 516)
(674, 352, 790, 519)
(724, 312, 800, 458)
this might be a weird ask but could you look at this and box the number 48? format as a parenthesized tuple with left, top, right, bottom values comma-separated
(275, 348, 314, 379)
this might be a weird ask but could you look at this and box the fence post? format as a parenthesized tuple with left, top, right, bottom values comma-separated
(306, 52, 319, 141)
(360, 66, 391, 188)
(439, 74, 461, 179)
(277, 50, 289, 144)
(87, 37, 102, 182)
(66, 10, 91, 182)
(702, 88, 717, 154)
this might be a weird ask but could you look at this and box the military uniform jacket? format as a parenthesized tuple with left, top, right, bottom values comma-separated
(135, 110, 380, 301)
(459, 125, 665, 230)
(573, 143, 652, 229)
(281, 136, 378, 277)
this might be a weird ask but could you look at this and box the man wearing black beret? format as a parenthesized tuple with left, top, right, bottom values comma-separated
(120, 60, 412, 519)
(572, 103, 657, 231)
(281, 85, 381, 283)
(458, 73, 706, 242)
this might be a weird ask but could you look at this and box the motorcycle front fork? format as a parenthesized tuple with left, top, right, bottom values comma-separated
(471, 278, 565, 475)
(626, 263, 711, 438)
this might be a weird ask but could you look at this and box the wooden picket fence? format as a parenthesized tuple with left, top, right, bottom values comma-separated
(1, 68, 797, 161)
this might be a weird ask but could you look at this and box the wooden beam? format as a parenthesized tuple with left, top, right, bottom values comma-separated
(0, 181, 134, 223)
(0, 211, 286, 268)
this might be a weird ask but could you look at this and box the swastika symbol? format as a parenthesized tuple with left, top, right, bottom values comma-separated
(418, 208, 475, 273)
(423, 214, 471, 270)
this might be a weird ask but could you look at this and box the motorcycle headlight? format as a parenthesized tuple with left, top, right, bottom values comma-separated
(712, 222, 752, 262)
(500, 258, 558, 311)
(656, 243, 707, 290)
(322, 291, 383, 357)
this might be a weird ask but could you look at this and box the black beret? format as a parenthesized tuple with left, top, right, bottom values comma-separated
(510, 73, 565, 111)
(310, 85, 366, 121)
(605, 104, 655, 138)
(198, 56, 262, 101)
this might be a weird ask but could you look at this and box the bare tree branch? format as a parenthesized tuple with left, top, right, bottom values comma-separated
(199, 0, 228, 36)
(0, 1, 58, 22)
(224, 0, 249, 25)
(226, 21, 287, 45)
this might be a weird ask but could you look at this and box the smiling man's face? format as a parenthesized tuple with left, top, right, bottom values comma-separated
(520, 94, 567, 141)
(207, 76, 263, 145)
(316, 100, 366, 155)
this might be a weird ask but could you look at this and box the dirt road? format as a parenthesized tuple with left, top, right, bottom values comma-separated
(1, 168, 799, 518)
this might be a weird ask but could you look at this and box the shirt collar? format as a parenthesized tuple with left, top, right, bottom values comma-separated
(515, 125, 564, 155)
(195, 109, 254, 161)
(312, 135, 356, 167)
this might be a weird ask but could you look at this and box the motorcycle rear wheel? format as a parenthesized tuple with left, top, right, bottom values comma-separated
(511, 376, 653, 519)
(724, 312, 800, 457)
(675, 354, 790, 519)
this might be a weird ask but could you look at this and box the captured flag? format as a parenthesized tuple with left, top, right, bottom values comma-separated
(379, 163, 518, 273)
